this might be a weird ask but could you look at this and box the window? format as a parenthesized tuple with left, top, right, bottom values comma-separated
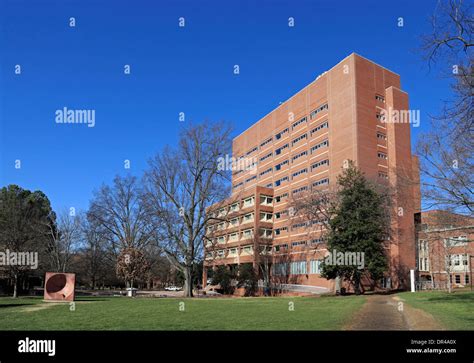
(455, 275, 461, 284)
(377, 152, 388, 160)
(310, 237, 325, 244)
(419, 257, 429, 272)
(377, 132, 387, 140)
(275, 193, 289, 203)
(309, 260, 322, 274)
(293, 185, 308, 195)
(311, 159, 329, 170)
(242, 246, 253, 254)
(275, 160, 289, 171)
(217, 236, 225, 244)
(376, 113, 385, 121)
(290, 261, 307, 275)
(260, 152, 272, 162)
(274, 244, 288, 252)
(275, 128, 289, 140)
(291, 240, 307, 247)
(241, 229, 253, 239)
(272, 262, 289, 276)
(246, 175, 257, 183)
(260, 212, 273, 221)
(313, 178, 329, 187)
(310, 103, 328, 119)
(229, 248, 237, 255)
(260, 137, 273, 148)
(242, 197, 255, 207)
(265, 183, 273, 188)
(466, 275, 470, 284)
(275, 143, 289, 155)
(242, 213, 254, 223)
(274, 227, 288, 235)
(259, 167, 272, 177)
(375, 94, 385, 102)
(229, 203, 239, 212)
(453, 255, 460, 266)
(260, 195, 273, 205)
(292, 133, 307, 146)
(310, 139, 329, 154)
(292, 117, 307, 130)
(233, 182, 243, 189)
(274, 210, 289, 219)
(228, 233, 238, 242)
(292, 222, 308, 229)
(310, 121, 329, 134)
(246, 146, 258, 155)
(292, 150, 307, 162)
(274, 176, 289, 187)
(378, 172, 388, 179)
(292, 168, 307, 179)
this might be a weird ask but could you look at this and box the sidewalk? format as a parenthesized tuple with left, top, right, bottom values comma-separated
(346, 294, 444, 330)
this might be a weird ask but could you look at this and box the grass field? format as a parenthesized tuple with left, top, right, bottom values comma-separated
(0, 295, 366, 330)
(397, 290, 474, 330)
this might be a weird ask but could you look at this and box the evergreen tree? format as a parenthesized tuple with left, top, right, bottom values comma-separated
(322, 161, 388, 294)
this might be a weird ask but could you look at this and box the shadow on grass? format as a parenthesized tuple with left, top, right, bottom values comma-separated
(0, 303, 31, 309)
(417, 292, 474, 303)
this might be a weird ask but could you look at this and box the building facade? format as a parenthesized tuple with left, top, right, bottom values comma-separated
(416, 210, 473, 290)
(204, 53, 421, 292)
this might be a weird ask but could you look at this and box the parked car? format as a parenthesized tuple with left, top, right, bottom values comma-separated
(164, 286, 182, 291)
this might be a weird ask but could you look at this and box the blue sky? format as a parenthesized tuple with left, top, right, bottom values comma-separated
(0, 0, 451, 212)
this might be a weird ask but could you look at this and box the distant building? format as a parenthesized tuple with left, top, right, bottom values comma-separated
(416, 210, 473, 289)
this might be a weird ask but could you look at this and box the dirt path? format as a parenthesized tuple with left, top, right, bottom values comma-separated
(345, 294, 444, 330)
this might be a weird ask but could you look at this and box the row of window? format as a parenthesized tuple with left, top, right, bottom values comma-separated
(272, 260, 323, 276)
(451, 274, 470, 284)
(210, 195, 274, 218)
(236, 157, 330, 190)
(234, 133, 330, 191)
(240, 103, 329, 158)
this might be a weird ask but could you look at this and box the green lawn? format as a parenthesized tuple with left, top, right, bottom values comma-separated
(0, 295, 365, 330)
(397, 290, 474, 330)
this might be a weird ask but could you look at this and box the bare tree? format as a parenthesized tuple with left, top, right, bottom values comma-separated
(142, 121, 232, 297)
(46, 209, 81, 272)
(88, 175, 153, 255)
(418, 0, 473, 214)
(78, 214, 111, 289)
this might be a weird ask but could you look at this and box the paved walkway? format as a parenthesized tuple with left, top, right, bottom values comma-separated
(346, 294, 443, 330)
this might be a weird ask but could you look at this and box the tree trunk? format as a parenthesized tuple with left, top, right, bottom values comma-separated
(354, 273, 361, 295)
(184, 266, 193, 297)
(13, 273, 18, 298)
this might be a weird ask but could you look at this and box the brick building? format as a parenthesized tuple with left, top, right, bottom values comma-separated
(203, 53, 421, 292)
(416, 210, 473, 290)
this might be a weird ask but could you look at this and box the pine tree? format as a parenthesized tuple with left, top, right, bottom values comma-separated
(322, 161, 388, 294)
